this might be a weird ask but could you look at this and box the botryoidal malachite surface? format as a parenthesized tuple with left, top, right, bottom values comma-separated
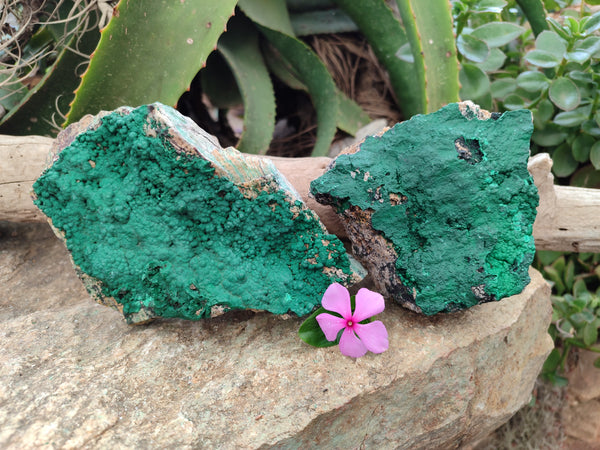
(311, 102, 539, 315)
(33, 104, 356, 323)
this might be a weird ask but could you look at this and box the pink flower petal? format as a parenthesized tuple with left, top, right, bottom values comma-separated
(316, 313, 346, 341)
(339, 328, 367, 358)
(321, 283, 351, 319)
(355, 321, 389, 354)
(352, 288, 385, 322)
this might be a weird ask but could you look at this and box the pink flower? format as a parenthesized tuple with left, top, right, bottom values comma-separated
(316, 283, 389, 358)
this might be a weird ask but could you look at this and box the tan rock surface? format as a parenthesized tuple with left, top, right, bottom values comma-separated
(0, 222, 552, 449)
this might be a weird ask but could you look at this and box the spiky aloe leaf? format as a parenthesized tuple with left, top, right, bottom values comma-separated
(515, 0, 549, 37)
(201, 52, 243, 109)
(0, 8, 100, 135)
(262, 43, 370, 136)
(396, 0, 459, 113)
(65, 0, 238, 125)
(217, 16, 275, 155)
(332, 0, 423, 118)
(239, 0, 338, 157)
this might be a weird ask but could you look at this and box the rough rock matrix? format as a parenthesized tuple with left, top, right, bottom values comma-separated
(311, 102, 539, 315)
(0, 222, 553, 449)
(33, 103, 357, 323)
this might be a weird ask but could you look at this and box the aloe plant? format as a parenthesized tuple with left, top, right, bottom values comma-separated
(65, 0, 239, 125)
(396, 0, 460, 112)
(0, 1, 100, 135)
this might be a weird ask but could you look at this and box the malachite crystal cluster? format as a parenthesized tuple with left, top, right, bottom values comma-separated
(33, 104, 357, 323)
(311, 102, 539, 315)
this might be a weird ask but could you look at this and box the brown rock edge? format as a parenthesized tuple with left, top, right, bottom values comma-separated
(0, 222, 552, 448)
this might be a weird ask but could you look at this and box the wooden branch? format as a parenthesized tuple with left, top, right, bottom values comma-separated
(2, 134, 599, 252)
(528, 153, 600, 252)
(0, 135, 53, 222)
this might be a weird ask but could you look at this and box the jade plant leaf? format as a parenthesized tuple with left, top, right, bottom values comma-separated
(490, 78, 517, 100)
(591, 141, 600, 169)
(470, 22, 525, 48)
(525, 50, 562, 68)
(572, 134, 594, 162)
(582, 10, 600, 35)
(477, 48, 506, 72)
(549, 77, 581, 111)
(66, 0, 238, 125)
(459, 63, 490, 100)
(553, 143, 579, 177)
(457, 34, 490, 63)
(516, 71, 549, 92)
(553, 106, 592, 127)
(217, 16, 275, 155)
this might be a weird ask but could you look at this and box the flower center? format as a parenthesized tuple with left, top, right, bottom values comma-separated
(347, 320, 353, 327)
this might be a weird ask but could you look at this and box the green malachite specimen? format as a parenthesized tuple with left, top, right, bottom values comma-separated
(311, 102, 539, 315)
(33, 103, 358, 324)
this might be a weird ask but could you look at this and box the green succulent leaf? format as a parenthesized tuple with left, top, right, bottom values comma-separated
(572, 134, 594, 162)
(590, 141, 600, 169)
(262, 43, 369, 136)
(66, 0, 238, 125)
(476, 48, 506, 72)
(217, 16, 275, 155)
(565, 257, 575, 291)
(396, 0, 460, 113)
(459, 63, 490, 100)
(549, 77, 581, 111)
(552, 143, 579, 178)
(582, 10, 600, 35)
(336, 93, 371, 136)
(553, 106, 591, 127)
(525, 49, 562, 68)
(542, 348, 561, 373)
(566, 37, 600, 64)
(573, 279, 588, 297)
(472, 0, 507, 14)
(240, 0, 338, 157)
(470, 22, 525, 48)
(582, 120, 600, 138)
(546, 17, 571, 41)
(538, 98, 555, 122)
(583, 322, 598, 346)
(594, 357, 600, 369)
(516, 71, 549, 92)
(535, 30, 567, 58)
(457, 34, 490, 63)
(532, 125, 567, 146)
(565, 17, 580, 34)
(333, 0, 423, 117)
(490, 78, 517, 99)
(502, 93, 526, 110)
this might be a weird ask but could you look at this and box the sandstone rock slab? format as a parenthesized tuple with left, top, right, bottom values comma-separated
(311, 102, 538, 315)
(0, 222, 553, 449)
(32, 104, 358, 323)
